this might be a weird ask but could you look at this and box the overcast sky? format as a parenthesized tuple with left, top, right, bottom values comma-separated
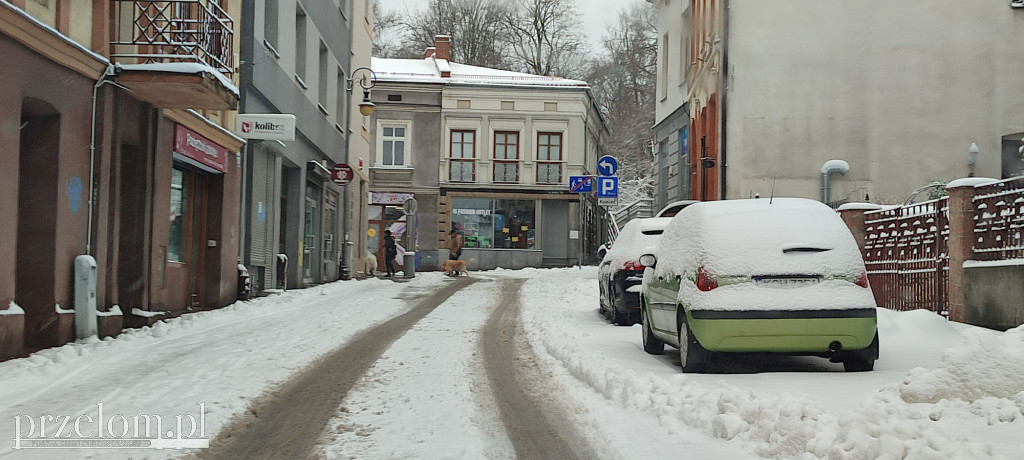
(378, 0, 645, 51)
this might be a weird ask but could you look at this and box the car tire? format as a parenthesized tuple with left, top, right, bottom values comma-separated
(843, 331, 878, 372)
(641, 304, 665, 355)
(678, 315, 708, 373)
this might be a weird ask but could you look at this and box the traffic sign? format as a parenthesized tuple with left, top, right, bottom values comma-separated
(569, 175, 593, 193)
(598, 197, 617, 207)
(598, 155, 618, 176)
(331, 163, 354, 186)
(597, 176, 618, 198)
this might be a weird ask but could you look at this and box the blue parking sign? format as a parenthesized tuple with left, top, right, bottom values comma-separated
(597, 176, 618, 198)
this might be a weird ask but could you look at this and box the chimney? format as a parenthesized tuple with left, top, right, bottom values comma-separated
(434, 35, 451, 61)
(423, 46, 436, 58)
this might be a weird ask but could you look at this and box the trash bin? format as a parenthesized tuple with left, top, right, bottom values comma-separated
(403, 252, 416, 278)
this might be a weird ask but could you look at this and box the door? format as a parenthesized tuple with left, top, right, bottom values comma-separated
(303, 185, 321, 284)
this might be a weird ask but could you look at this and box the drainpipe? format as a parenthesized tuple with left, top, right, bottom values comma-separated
(719, 0, 730, 199)
(820, 159, 850, 204)
(87, 64, 123, 255)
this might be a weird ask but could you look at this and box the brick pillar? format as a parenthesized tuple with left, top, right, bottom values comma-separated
(946, 184, 977, 323)
(838, 204, 882, 253)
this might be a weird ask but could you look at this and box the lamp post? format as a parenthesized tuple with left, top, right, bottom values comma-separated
(346, 66, 377, 116)
(339, 66, 375, 281)
(968, 142, 979, 177)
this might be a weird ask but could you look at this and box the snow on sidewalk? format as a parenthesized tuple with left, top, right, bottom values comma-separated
(518, 266, 1024, 460)
(0, 274, 447, 460)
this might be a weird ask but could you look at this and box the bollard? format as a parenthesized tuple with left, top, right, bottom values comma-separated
(403, 252, 416, 278)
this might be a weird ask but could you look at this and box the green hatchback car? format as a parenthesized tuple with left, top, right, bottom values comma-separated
(638, 198, 878, 373)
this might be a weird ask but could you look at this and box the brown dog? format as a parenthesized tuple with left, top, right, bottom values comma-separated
(441, 258, 474, 276)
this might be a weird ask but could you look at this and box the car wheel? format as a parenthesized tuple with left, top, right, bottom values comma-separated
(641, 304, 664, 355)
(678, 315, 708, 373)
(843, 332, 878, 372)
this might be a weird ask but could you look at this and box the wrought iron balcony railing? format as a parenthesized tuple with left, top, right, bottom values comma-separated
(110, 0, 234, 76)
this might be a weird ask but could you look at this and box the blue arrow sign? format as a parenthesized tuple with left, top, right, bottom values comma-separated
(598, 155, 618, 176)
(597, 176, 618, 198)
(569, 175, 593, 193)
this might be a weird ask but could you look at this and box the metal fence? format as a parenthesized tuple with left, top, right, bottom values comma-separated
(862, 199, 949, 314)
(972, 177, 1024, 261)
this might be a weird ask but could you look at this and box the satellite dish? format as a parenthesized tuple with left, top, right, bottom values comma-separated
(403, 197, 418, 215)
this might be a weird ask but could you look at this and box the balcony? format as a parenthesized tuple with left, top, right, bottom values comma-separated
(110, 0, 237, 110)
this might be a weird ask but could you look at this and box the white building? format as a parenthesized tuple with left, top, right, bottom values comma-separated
(649, 0, 1024, 207)
(367, 37, 609, 270)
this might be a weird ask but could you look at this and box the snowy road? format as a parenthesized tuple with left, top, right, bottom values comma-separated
(0, 267, 1020, 459)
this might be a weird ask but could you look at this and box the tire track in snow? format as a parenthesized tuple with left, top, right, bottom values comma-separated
(482, 278, 599, 460)
(197, 276, 476, 459)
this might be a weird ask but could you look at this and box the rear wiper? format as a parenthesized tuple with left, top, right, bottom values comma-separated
(782, 247, 832, 253)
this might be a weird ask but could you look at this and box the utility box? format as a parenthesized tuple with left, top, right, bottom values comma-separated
(74, 255, 98, 339)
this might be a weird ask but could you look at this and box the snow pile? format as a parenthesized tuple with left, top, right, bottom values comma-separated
(0, 301, 23, 315)
(519, 267, 1010, 459)
(899, 325, 1024, 409)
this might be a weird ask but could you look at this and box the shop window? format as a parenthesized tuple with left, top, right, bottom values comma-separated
(169, 167, 188, 262)
(536, 132, 562, 184)
(451, 198, 536, 249)
(380, 124, 408, 166)
(493, 131, 519, 183)
(450, 129, 476, 182)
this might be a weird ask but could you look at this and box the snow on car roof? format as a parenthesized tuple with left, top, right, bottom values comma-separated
(656, 198, 865, 277)
(604, 217, 673, 269)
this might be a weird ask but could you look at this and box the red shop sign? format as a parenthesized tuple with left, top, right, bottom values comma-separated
(174, 125, 228, 173)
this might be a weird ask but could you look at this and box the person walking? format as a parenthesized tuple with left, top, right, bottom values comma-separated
(449, 228, 463, 261)
(383, 229, 397, 277)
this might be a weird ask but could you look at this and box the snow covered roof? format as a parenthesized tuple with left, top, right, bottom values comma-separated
(371, 56, 588, 88)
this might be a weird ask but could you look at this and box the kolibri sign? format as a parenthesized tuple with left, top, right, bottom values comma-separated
(237, 114, 296, 141)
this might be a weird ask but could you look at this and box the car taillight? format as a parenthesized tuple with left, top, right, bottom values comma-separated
(622, 260, 645, 271)
(697, 266, 718, 291)
(855, 270, 870, 288)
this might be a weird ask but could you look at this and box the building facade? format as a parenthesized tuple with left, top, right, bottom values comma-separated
(1, 0, 243, 359)
(239, 0, 370, 291)
(369, 37, 609, 271)
(648, 0, 1024, 207)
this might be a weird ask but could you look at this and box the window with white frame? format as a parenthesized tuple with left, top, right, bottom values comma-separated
(450, 130, 476, 182)
(536, 132, 563, 184)
(493, 131, 519, 183)
(379, 124, 408, 166)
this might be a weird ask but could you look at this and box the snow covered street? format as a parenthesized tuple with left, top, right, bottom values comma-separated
(1, 267, 1021, 459)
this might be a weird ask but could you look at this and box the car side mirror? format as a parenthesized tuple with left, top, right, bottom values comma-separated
(639, 254, 657, 268)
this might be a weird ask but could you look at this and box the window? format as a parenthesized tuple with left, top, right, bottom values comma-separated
(451, 198, 537, 249)
(450, 130, 476, 182)
(336, 67, 347, 130)
(536, 132, 562, 184)
(264, 0, 278, 50)
(295, 8, 307, 85)
(318, 41, 328, 109)
(380, 124, 407, 166)
(493, 131, 519, 183)
(169, 167, 188, 262)
(660, 33, 669, 99)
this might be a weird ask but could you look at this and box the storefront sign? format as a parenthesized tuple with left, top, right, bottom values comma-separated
(174, 125, 228, 173)
(237, 114, 296, 141)
(371, 192, 414, 205)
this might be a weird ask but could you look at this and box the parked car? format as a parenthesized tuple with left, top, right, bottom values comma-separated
(654, 200, 699, 218)
(639, 198, 878, 373)
(599, 217, 673, 325)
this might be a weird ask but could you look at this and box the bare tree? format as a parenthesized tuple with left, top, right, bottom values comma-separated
(503, 0, 588, 78)
(372, 0, 404, 57)
(587, 2, 659, 199)
(397, 0, 513, 69)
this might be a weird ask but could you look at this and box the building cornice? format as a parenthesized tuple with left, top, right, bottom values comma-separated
(0, 2, 107, 79)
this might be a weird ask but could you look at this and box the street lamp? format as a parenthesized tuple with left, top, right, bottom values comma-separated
(968, 142, 979, 177)
(346, 66, 377, 116)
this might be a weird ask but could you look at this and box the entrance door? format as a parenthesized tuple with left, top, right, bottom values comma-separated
(368, 205, 407, 271)
(303, 185, 321, 284)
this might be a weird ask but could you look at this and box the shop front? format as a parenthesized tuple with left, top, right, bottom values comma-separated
(368, 192, 414, 273)
(448, 196, 547, 270)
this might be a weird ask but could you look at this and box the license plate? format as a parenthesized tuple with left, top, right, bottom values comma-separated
(754, 277, 819, 287)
